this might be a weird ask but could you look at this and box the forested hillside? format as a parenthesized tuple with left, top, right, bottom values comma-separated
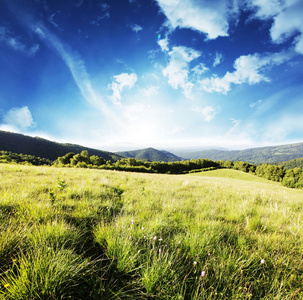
(115, 147, 181, 162)
(281, 157, 303, 169)
(0, 131, 122, 161)
(173, 142, 303, 164)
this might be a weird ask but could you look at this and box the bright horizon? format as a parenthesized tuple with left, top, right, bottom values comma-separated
(1, 0, 303, 152)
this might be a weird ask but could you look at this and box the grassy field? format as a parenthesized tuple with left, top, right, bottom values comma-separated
(0, 164, 303, 299)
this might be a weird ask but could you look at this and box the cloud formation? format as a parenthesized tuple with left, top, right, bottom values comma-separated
(191, 106, 217, 122)
(158, 38, 169, 52)
(0, 26, 39, 56)
(162, 46, 200, 97)
(32, 24, 126, 130)
(199, 51, 294, 94)
(249, 0, 303, 54)
(3, 106, 35, 129)
(250, 99, 262, 108)
(155, 0, 238, 39)
(111, 73, 138, 104)
(213, 52, 223, 67)
(131, 24, 143, 32)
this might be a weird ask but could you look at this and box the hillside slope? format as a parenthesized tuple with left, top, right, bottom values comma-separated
(281, 157, 303, 169)
(172, 142, 303, 164)
(115, 147, 182, 162)
(0, 130, 122, 161)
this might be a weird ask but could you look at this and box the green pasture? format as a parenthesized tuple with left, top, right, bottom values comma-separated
(0, 164, 303, 299)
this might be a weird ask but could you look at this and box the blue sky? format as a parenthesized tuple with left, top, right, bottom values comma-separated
(1, 0, 303, 151)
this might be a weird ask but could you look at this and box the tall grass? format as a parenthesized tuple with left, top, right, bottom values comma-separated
(0, 164, 303, 299)
(1, 245, 92, 299)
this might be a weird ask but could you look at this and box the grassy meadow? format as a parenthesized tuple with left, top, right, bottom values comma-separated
(1, 164, 303, 299)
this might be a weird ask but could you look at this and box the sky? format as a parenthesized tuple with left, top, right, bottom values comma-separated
(0, 0, 303, 151)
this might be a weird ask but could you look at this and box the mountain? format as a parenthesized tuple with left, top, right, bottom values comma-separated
(115, 147, 182, 162)
(0, 130, 122, 162)
(171, 142, 303, 164)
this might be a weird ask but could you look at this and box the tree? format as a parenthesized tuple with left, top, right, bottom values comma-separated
(282, 167, 302, 188)
(90, 155, 105, 166)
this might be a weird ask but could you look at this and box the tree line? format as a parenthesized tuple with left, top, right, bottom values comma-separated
(1, 150, 302, 190)
(54, 151, 219, 174)
(53, 151, 303, 189)
(0, 151, 52, 166)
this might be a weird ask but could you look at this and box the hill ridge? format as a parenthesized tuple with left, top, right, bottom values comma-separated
(115, 147, 182, 162)
(171, 142, 303, 164)
(0, 130, 122, 162)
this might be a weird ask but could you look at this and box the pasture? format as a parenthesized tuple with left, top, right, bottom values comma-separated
(0, 164, 303, 299)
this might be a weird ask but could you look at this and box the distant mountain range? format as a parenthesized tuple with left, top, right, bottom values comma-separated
(115, 147, 181, 162)
(0, 131, 122, 162)
(1, 130, 303, 164)
(171, 142, 303, 164)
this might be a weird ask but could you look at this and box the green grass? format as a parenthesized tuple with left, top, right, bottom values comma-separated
(190, 168, 276, 183)
(0, 163, 303, 299)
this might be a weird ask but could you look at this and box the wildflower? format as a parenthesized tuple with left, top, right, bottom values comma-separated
(142, 227, 144, 230)
(131, 219, 134, 225)
(193, 261, 197, 265)
(208, 253, 211, 256)
(153, 236, 157, 241)
(159, 248, 162, 254)
(159, 238, 163, 241)
(260, 259, 265, 264)
(201, 271, 206, 277)
(129, 236, 132, 240)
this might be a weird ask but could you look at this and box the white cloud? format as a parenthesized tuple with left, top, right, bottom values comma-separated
(162, 46, 200, 98)
(49, 11, 61, 29)
(3, 106, 35, 129)
(142, 85, 160, 97)
(230, 118, 241, 127)
(0, 26, 39, 56)
(224, 118, 242, 137)
(111, 73, 138, 104)
(191, 106, 217, 122)
(213, 52, 223, 67)
(131, 24, 143, 32)
(90, 3, 110, 25)
(192, 63, 209, 76)
(155, 0, 239, 39)
(247, 0, 282, 19)
(270, 0, 303, 54)
(249, 0, 303, 55)
(33, 24, 124, 129)
(158, 38, 169, 52)
(250, 99, 262, 108)
(199, 51, 294, 94)
(100, 3, 110, 10)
